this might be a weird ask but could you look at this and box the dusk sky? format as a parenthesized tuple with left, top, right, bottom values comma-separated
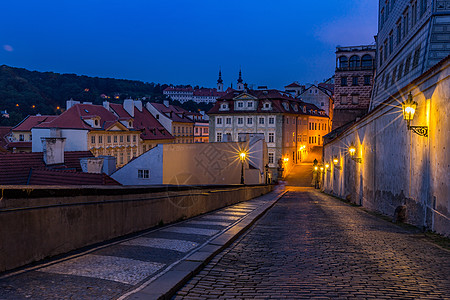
(1, 0, 378, 90)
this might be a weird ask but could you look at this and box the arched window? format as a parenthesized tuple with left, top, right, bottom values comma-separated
(361, 54, 374, 68)
(338, 56, 348, 68)
(349, 55, 360, 68)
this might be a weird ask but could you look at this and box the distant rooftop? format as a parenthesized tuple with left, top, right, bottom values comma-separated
(336, 45, 376, 52)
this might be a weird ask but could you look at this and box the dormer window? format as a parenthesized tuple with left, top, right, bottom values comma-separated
(248, 101, 253, 108)
(293, 104, 298, 112)
(94, 119, 99, 126)
(220, 103, 229, 111)
(303, 106, 306, 113)
(237, 101, 244, 108)
(128, 121, 132, 128)
(262, 102, 272, 110)
(282, 102, 289, 111)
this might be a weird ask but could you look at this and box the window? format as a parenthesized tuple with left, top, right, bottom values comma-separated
(338, 56, 348, 68)
(412, 46, 421, 69)
(94, 119, 99, 127)
(19, 134, 24, 141)
(259, 117, 264, 124)
(128, 121, 132, 128)
(352, 95, 359, 104)
(138, 169, 150, 179)
(341, 76, 347, 86)
(91, 136, 95, 144)
(216, 132, 222, 142)
(403, 10, 409, 37)
(352, 76, 358, 86)
(120, 153, 124, 164)
(412, 1, 417, 26)
(361, 55, 373, 68)
(364, 75, 371, 86)
(182, 127, 185, 134)
(380, 48, 383, 66)
(389, 32, 393, 54)
(404, 53, 412, 75)
(133, 135, 136, 142)
(349, 55, 360, 68)
(195, 128, 198, 134)
(263, 102, 271, 109)
(385, 73, 390, 89)
(392, 66, 397, 84)
(268, 152, 274, 164)
(268, 132, 274, 143)
(397, 62, 404, 80)
(247, 117, 253, 125)
(340, 95, 347, 104)
(220, 103, 228, 110)
(269, 117, 275, 124)
(237, 102, 243, 108)
(107, 136, 111, 143)
(99, 136, 103, 143)
(127, 135, 130, 142)
(321, 102, 324, 107)
(226, 117, 231, 124)
(238, 117, 243, 125)
(420, 0, 427, 16)
(248, 102, 253, 108)
(217, 117, 223, 125)
(384, 40, 388, 60)
(114, 136, 118, 143)
(396, 19, 402, 44)
(120, 136, 123, 143)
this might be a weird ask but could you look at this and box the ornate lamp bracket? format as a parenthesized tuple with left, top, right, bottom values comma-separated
(409, 126, 428, 137)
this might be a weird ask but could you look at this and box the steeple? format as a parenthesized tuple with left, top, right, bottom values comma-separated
(217, 69, 224, 92)
(237, 69, 244, 91)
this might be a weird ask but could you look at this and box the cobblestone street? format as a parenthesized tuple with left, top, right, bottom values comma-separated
(174, 186, 450, 299)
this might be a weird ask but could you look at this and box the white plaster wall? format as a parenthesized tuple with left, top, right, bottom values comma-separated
(32, 128, 88, 152)
(111, 145, 164, 185)
(323, 59, 450, 236)
(146, 103, 173, 134)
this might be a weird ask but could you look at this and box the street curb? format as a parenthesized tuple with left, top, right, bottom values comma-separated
(125, 189, 287, 300)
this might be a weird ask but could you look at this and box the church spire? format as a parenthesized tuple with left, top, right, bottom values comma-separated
(237, 69, 244, 91)
(217, 69, 224, 92)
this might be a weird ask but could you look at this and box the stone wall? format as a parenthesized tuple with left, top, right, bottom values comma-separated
(0, 184, 273, 273)
(323, 57, 449, 237)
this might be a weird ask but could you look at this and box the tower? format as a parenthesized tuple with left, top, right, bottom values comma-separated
(237, 69, 244, 91)
(217, 69, 224, 92)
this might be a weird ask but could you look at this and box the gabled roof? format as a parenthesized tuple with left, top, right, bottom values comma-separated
(285, 82, 303, 88)
(0, 151, 119, 185)
(133, 106, 174, 141)
(318, 83, 334, 94)
(35, 104, 124, 131)
(149, 103, 194, 123)
(300, 85, 333, 98)
(208, 89, 328, 117)
(13, 115, 58, 131)
(163, 86, 194, 92)
(193, 88, 226, 97)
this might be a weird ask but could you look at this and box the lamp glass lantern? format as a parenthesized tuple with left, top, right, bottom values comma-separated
(348, 142, 356, 157)
(402, 93, 417, 129)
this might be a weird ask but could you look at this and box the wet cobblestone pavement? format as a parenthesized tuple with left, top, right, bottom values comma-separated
(174, 187, 450, 299)
(0, 190, 282, 300)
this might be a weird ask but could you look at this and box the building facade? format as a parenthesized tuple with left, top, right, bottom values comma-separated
(333, 45, 376, 130)
(299, 84, 334, 127)
(208, 89, 330, 180)
(371, 0, 450, 109)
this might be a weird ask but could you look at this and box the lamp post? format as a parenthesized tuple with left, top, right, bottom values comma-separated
(401, 92, 428, 137)
(265, 164, 269, 184)
(240, 152, 246, 184)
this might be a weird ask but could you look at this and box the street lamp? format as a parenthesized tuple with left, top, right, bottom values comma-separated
(401, 92, 428, 137)
(265, 164, 269, 184)
(333, 156, 339, 165)
(348, 142, 362, 163)
(240, 151, 246, 184)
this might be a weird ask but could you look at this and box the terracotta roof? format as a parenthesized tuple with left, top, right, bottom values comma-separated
(35, 104, 120, 130)
(0, 126, 12, 151)
(133, 106, 174, 141)
(285, 82, 303, 88)
(13, 115, 58, 131)
(149, 103, 194, 123)
(208, 89, 328, 117)
(28, 168, 120, 186)
(0, 151, 101, 185)
(193, 88, 226, 97)
(318, 83, 334, 94)
(109, 103, 133, 121)
(6, 141, 32, 149)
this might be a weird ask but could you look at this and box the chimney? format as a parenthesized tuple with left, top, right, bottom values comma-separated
(134, 100, 143, 112)
(163, 100, 170, 108)
(66, 99, 80, 110)
(103, 101, 110, 110)
(80, 157, 104, 174)
(41, 137, 66, 165)
(99, 155, 116, 175)
(123, 98, 134, 117)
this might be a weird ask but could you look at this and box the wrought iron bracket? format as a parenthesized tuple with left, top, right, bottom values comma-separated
(351, 157, 362, 164)
(409, 126, 428, 137)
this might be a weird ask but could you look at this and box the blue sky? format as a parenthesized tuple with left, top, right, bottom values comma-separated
(1, 0, 378, 90)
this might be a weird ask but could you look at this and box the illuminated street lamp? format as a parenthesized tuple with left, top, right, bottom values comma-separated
(325, 163, 330, 169)
(348, 142, 362, 163)
(239, 151, 246, 184)
(333, 157, 339, 165)
(401, 92, 428, 137)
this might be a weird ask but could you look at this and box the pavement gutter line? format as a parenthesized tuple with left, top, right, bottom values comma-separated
(120, 190, 288, 300)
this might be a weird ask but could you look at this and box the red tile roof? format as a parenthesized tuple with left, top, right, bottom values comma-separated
(109, 103, 133, 121)
(6, 141, 32, 150)
(208, 89, 328, 117)
(0, 151, 119, 185)
(285, 82, 303, 88)
(193, 88, 226, 97)
(163, 87, 194, 92)
(0, 126, 12, 151)
(150, 103, 194, 123)
(35, 104, 122, 130)
(13, 115, 58, 131)
(28, 168, 120, 186)
(133, 106, 174, 141)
